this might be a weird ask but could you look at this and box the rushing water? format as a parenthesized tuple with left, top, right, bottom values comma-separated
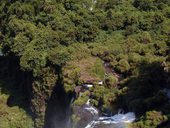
(163, 89, 170, 99)
(84, 100, 136, 128)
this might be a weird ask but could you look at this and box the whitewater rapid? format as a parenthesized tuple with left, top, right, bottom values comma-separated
(84, 100, 136, 128)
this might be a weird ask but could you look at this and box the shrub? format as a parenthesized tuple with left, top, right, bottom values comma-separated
(131, 111, 168, 128)
(0, 94, 33, 128)
(115, 59, 130, 73)
(105, 75, 118, 88)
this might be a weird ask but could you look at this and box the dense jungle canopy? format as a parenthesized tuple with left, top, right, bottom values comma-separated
(0, 0, 170, 128)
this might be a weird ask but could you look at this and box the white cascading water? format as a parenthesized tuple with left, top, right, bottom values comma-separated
(0, 49, 4, 56)
(89, 0, 97, 11)
(84, 99, 99, 116)
(163, 89, 170, 103)
(163, 89, 170, 98)
(84, 99, 136, 128)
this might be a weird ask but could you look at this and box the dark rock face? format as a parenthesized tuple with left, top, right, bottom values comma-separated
(44, 79, 74, 128)
(44, 85, 67, 128)
(72, 105, 99, 128)
(72, 104, 136, 128)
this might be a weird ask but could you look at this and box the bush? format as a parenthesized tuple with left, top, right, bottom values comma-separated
(0, 94, 33, 128)
(73, 91, 90, 106)
(105, 75, 118, 88)
(132, 111, 168, 128)
(115, 59, 130, 73)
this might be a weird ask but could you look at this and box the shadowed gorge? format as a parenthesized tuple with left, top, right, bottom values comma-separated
(0, 55, 33, 114)
(44, 73, 74, 128)
(0, 55, 34, 128)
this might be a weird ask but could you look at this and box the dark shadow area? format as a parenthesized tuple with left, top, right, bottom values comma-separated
(0, 54, 33, 116)
(44, 71, 74, 128)
(116, 62, 170, 125)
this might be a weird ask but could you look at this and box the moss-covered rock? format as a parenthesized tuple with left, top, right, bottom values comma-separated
(73, 91, 90, 106)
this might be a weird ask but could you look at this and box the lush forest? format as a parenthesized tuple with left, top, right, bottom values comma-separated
(0, 0, 170, 128)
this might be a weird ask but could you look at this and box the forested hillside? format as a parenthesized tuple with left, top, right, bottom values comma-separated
(0, 0, 170, 128)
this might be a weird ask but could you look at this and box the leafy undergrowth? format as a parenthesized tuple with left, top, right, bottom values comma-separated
(0, 84, 33, 128)
(0, 0, 170, 127)
(131, 111, 168, 128)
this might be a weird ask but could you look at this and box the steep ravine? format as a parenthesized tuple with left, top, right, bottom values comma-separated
(44, 76, 75, 128)
(0, 55, 33, 113)
(43, 61, 136, 128)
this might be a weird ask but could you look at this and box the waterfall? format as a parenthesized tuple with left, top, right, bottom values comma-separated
(44, 81, 74, 128)
(89, 0, 97, 11)
(0, 49, 3, 56)
(163, 88, 170, 103)
(85, 112, 136, 128)
(84, 99, 98, 116)
(163, 89, 170, 98)
(84, 100, 136, 128)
